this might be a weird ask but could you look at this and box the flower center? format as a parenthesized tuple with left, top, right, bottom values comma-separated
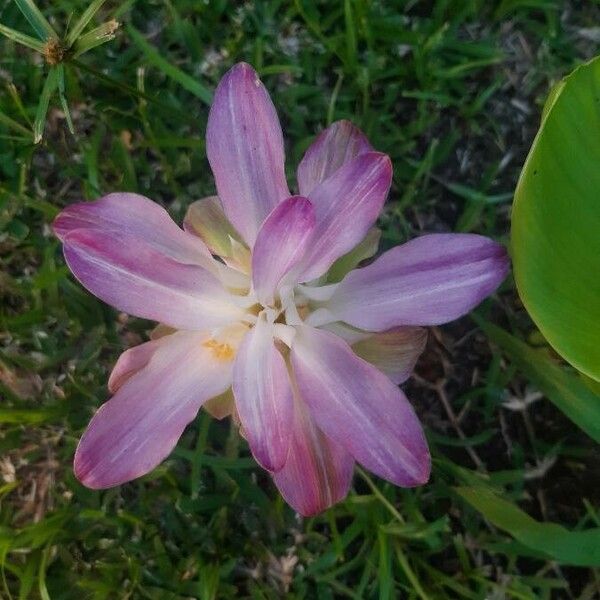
(202, 338, 235, 361)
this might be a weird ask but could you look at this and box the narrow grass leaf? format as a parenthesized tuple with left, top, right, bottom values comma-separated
(127, 25, 212, 104)
(33, 67, 59, 143)
(0, 109, 32, 138)
(456, 486, 600, 567)
(56, 65, 74, 134)
(73, 19, 119, 56)
(344, 0, 358, 70)
(65, 0, 109, 47)
(476, 318, 600, 443)
(0, 22, 45, 51)
(13, 0, 56, 40)
(0, 406, 64, 424)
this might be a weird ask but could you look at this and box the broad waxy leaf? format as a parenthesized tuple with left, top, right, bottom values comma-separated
(512, 56, 600, 381)
(457, 486, 600, 567)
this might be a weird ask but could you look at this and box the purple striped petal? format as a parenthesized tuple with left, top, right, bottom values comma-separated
(273, 398, 354, 516)
(206, 62, 290, 246)
(74, 331, 233, 488)
(327, 234, 509, 331)
(252, 196, 316, 305)
(290, 326, 430, 487)
(352, 327, 427, 384)
(63, 229, 244, 330)
(54, 193, 212, 267)
(108, 339, 163, 393)
(299, 152, 392, 282)
(297, 120, 372, 196)
(232, 316, 293, 472)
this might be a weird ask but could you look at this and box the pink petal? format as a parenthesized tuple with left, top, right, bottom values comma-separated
(53, 193, 213, 268)
(206, 62, 290, 246)
(108, 339, 163, 393)
(299, 152, 392, 282)
(352, 327, 427, 384)
(273, 397, 354, 516)
(297, 120, 372, 196)
(251, 196, 316, 305)
(327, 234, 509, 331)
(232, 316, 293, 472)
(290, 326, 430, 487)
(63, 228, 244, 330)
(74, 331, 233, 488)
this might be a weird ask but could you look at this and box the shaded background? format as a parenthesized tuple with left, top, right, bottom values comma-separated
(1, 1, 600, 598)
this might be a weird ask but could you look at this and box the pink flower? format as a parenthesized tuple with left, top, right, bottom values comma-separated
(54, 63, 509, 516)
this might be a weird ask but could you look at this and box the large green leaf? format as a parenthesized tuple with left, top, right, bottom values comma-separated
(477, 319, 600, 443)
(512, 56, 600, 381)
(456, 486, 600, 567)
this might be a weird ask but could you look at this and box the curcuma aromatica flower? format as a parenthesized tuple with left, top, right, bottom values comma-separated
(54, 63, 509, 516)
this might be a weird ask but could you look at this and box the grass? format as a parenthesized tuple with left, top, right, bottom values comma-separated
(1, 0, 600, 598)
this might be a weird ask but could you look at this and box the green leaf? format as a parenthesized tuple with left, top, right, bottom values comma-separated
(0, 108, 32, 138)
(13, 0, 56, 41)
(56, 64, 74, 135)
(512, 55, 600, 381)
(65, 0, 109, 48)
(0, 406, 64, 424)
(72, 19, 119, 57)
(476, 318, 600, 443)
(127, 25, 212, 105)
(456, 486, 600, 567)
(0, 22, 45, 52)
(33, 67, 59, 143)
(327, 228, 381, 282)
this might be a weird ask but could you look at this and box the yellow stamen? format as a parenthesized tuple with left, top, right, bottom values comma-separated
(203, 338, 235, 361)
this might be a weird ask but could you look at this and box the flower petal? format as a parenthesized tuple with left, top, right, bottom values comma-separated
(326, 234, 510, 331)
(108, 339, 162, 393)
(74, 331, 233, 488)
(352, 327, 427, 384)
(297, 120, 372, 196)
(299, 152, 392, 282)
(183, 195, 245, 259)
(63, 228, 244, 330)
(321, 321, 370, 344)
(53, 192, 213, 268)
(206, 62, 290, 245)
(273, 396, 354, 517)
(251, 196, 316, 305)
(290, 326, 430, 487)
(232, 316, 293, 472)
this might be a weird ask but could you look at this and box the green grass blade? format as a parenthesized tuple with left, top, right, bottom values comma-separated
(72, 19, 119, 57)
(0, 406, 64, 424)
(56, 64, 74, 134)
(33, 67, 59, 143)
(476, 318, 600, 443)
(0, 22, 45, 51)
(65, 0, 109, 47)
(0, 109, 32, 138)
(127, 25, 212, 104)
(344, 0, 358, 70)
(13, 0, 56, 40)
(457, 486, 600, 567)
(7, 82, 33, 126)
